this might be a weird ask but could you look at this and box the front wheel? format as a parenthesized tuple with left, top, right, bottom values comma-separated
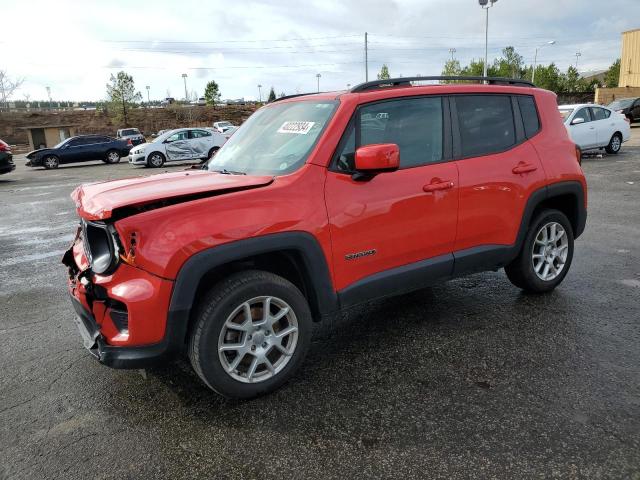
(188, 270, 312, 399)
(605, 133, 622, 154)
(147, 152, 165, 168)
(505, 209, 574, 293)
(205, 146, 219, 162)
(43, 155, 59, 169)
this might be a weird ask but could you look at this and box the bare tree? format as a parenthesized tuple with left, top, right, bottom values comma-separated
(0, 70, 25, 109)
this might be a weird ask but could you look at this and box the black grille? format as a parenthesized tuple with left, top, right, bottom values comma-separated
(110, 307, 129, 333)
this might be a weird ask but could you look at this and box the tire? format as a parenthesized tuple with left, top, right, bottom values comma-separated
(147, 152, 165, 168)
(43, 155, 59, 169)
(605, 133, 622, 154)
(505, 209, 574, 293)
(204, 147, 219, 162)
(188, 270, 312, 399)
(105, 149, 121, 164)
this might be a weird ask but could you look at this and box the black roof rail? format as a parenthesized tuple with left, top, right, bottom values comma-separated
(271, 92, 321, 103)
(350, 76, 535, 93)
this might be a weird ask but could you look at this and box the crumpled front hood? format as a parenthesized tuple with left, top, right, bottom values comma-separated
(71, 170, 274, 220)
(26, 148, 53, 158)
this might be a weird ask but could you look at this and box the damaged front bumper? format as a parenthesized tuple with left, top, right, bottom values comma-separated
(62, 232, 181, 369)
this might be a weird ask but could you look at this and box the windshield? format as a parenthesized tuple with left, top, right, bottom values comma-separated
(558, 109, 573, 121)
(53, 138, 70, 149)
(217, 121, 231, 127)
(207, 100, 337, 175)
(608, 98, 634, 110)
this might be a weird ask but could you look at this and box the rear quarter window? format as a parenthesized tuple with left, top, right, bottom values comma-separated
(517, 96, 540, 138)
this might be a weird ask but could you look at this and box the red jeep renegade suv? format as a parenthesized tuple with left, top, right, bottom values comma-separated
(63, 76, 587, 398)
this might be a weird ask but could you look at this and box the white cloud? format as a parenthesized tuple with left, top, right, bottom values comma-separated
(1, 0, 638, 101)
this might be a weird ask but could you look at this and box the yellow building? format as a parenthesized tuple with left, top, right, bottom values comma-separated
(21, 124, 78, 150)
(620, 28, 640, 87)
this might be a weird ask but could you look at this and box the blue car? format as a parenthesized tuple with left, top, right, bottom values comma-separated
(26, 135, 132, 169)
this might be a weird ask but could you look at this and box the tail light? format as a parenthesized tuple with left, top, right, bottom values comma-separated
(127, 139, 133, 146)
(0, 140, 10, 152)
(575, 145, 582, 166)
(624, 117, 630, 124)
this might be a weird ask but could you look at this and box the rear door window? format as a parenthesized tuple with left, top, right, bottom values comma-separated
(455, 95, 516, 157)
(590, 107, 609, 121)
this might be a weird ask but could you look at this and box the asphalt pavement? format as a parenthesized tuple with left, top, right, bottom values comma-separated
(1, 132, 639, 479)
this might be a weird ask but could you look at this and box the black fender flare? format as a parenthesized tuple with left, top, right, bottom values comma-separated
(164, 232, 339, 352)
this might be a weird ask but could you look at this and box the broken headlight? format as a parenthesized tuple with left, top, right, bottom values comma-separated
(82, 220, 121, 274)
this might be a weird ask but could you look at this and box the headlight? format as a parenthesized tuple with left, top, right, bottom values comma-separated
(82, 220, 120, 274)
(134, 147, 145, 155)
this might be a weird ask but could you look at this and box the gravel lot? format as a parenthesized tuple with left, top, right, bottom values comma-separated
(1, 129, 639, 479)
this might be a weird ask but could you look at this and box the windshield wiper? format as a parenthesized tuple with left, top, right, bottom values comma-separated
(212, 168, 247, 175)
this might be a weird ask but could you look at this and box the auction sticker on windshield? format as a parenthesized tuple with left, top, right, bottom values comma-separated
(278, 121, 315, 135)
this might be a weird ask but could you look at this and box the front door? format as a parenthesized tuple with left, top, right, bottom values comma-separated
(568, 107, 596, 149)
(325, 96, 459, 299)
(164, 130, 192, 160)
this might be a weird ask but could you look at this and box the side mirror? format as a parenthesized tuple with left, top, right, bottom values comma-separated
(354, 143, 400, 173)
(571, 117, 585, 125)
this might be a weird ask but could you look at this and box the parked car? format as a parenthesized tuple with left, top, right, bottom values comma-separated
(63, 76, 587, 399)
(607, 97, 640, 123)
(116, 128, 145, 146)
(128, 127, 226, 167)
(559, 103, 630, 154)
(0, 139, 15, 175)
(191, 97, 206, 106)
(161, 97, 175, 106)
(213, 121, 236, 133)
(26, 135, 131, 169)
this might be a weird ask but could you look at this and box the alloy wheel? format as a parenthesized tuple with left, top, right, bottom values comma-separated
(44, 156, 58, 168)
(531, 222, 569, 281)
(108, 151, 120, 163)
(150, 154, 163, 167)
(611, 135, 621, 152)
(218, 296, 299, 383)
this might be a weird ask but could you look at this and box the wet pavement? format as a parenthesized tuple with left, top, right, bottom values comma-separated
(1, 133, 639, 479)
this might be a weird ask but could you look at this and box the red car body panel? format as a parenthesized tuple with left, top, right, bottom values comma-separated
(65, 83, 587, 355)
(71, 170, 274, 220)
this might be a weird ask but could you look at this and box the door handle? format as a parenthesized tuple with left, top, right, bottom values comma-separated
(423, 180, 454, 192)
(512, 162, 537, 174)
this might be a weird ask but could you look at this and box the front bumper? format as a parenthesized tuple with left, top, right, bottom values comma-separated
(63, 237, 181, 369)
(128, 152, 147, 164)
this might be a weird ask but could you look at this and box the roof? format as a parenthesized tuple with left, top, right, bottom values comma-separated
(558, 103, 610, 109)
(622, 28, 640, 34)
(19, 124, 80, 130)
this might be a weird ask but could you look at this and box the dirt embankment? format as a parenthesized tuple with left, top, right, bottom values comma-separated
(0, 105, 258, 145)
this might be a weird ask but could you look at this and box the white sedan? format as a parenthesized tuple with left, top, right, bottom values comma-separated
(559, 104, 630, 154)
(128, 128, 226, 167)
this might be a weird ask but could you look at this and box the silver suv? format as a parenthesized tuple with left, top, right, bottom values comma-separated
(116, 128, 145, 146)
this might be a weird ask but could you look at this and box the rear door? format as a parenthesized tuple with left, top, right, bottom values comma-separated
(188, 129, 213, 158)
(451, 94, 547, 268)
(60, 137, 87, 163)
(325, 96, 459, 297)
(589, 106, 613, 147)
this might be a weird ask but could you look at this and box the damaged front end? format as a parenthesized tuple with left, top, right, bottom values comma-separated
(62, 220, 176, 369)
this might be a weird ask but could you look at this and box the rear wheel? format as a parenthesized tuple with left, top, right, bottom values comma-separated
(105, 149, 121, 164)
(605, 133, 622, 154)
(147, 152, 165, 168)
(505, 209, 574, 293)
(188, 270, 312, 399)
(43, 155, 59, 169)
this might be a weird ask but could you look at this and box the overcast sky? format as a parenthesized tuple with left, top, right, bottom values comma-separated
(2, 0, 639, 102)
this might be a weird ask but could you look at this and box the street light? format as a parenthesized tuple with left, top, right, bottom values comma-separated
(181, 73, 188, 101)
(316, 73, 321, 93)
(575, 52, 582, 70)
(257, 84, 262, 102)
(532, 40, 556, 84)
(478, 0, 498, 78)
(145, 85, 150, 104)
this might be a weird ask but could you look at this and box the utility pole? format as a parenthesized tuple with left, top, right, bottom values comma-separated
(181, 73, 188, 101)
(145, 85, 150, 104)
(46, 86, 52, 110)
(316, 73, 321, 93)
(258, 84, 262, 102)
(479, 0, 498, 78)
(449, 48, 456, 61)
(364, 32, 369, 82)
(575, 52, 582, 70)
